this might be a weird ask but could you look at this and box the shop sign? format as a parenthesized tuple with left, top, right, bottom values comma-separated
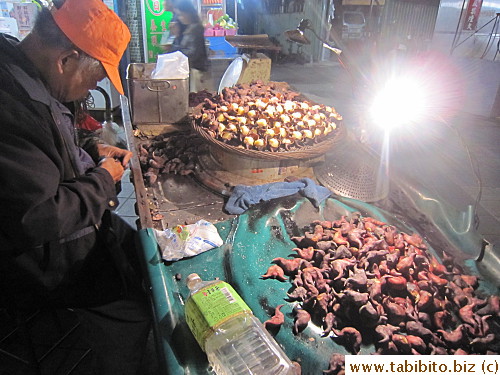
(462, 0, 483, 31)
(141, 0, 173, 62)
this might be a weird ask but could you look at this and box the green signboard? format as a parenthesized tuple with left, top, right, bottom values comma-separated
(141, 0, 173, 62)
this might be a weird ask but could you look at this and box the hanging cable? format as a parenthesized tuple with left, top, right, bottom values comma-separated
(439, 116, 483, 231)
(480, 13, 500, 59)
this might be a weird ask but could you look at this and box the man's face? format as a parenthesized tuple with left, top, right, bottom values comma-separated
(54, 51, 107, 102)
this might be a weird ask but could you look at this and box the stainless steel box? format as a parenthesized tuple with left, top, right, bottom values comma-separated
(126, 63, 189, 125)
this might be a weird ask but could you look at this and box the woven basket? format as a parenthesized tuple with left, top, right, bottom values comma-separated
(191, 117, 346, 161)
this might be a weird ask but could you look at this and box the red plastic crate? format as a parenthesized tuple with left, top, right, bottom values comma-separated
(213, 28, 225, 36)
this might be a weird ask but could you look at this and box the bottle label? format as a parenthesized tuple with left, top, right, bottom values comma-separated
(185, 280, 251, 350)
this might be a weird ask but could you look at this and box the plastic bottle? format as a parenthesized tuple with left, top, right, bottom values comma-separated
(185, 273, 296, 375)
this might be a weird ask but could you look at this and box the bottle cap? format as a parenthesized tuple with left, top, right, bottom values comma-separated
(186, 273, 202, 289)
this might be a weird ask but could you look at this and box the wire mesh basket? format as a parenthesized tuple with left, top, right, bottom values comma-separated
(191, 119, 345, 160)
(191, 115, 346, 161)
(314, 136, 390, 202)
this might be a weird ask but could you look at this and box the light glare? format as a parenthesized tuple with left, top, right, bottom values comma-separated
(370, 76, 427, 131)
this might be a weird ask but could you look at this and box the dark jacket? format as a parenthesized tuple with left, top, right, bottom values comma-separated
(0, 34, 124, 308)
(171, 23, 209, 71)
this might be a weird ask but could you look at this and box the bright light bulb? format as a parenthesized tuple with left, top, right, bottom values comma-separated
(370, 76, 427, 131)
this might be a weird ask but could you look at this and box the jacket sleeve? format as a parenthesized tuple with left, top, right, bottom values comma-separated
(0, 91, 118, 249)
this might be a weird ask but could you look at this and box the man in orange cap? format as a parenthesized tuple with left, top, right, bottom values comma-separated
(0, 0, 152, 374)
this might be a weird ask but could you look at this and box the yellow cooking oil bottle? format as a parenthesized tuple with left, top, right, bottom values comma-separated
(185, 273, 295, 375)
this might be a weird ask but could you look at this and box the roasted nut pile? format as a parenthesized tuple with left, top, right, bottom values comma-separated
(194, 81, 342, 152)
(261, 213, 499, 372)
(189, 89, 213, 107)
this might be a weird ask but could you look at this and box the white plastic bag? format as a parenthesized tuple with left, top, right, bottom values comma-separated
(151, 51, 189, 80)
(159, 30, 170, 46)
(154, 220, 223, 261)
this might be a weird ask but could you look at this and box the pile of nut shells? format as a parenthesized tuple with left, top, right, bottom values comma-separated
(261, 213, 499, 373)
(138, 131, 207, 186)
(194, 81, 343, 152)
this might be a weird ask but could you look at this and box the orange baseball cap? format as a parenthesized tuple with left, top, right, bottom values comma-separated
(52, 0, 131, 95)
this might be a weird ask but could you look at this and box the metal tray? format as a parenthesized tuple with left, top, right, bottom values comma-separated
(136, 196, 499, 374)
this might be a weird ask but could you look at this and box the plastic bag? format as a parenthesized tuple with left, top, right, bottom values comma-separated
(154, 220, 223, 261)
(159, 30, 170, 45)
(151, 51, 190, 80)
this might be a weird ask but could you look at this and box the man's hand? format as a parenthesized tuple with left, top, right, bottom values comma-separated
(99, 157, 125, 183)
(97, 144, 133, 168)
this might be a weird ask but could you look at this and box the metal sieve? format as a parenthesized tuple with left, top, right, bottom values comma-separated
(314, 136, 389, 202)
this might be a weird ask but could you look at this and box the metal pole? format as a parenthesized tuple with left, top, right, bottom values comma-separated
(450, 0, 468, 55)
(234, 0, 238, 31)
(368, 0, 374, 38)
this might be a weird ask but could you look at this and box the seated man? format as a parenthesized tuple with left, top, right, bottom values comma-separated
(0, 0, 152, 373)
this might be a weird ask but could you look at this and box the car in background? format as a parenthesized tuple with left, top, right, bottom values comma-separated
(342, 11, 366, 40)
